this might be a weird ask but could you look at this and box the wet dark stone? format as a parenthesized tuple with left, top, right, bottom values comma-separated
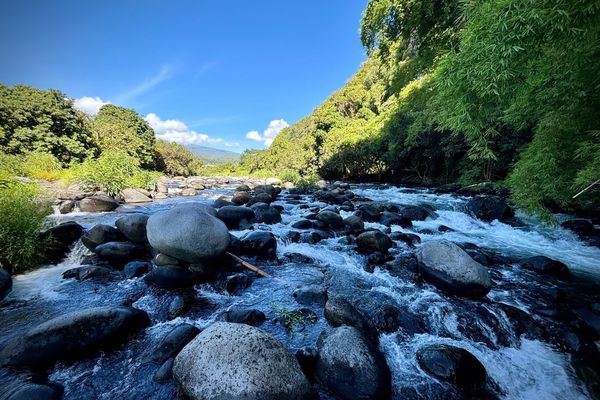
(417, 344, 488, 395)
(343, 215, 364, 234)
(497, 303, 547, 341)
(216, 206, 256, 229)
(356, 231, 393, 253)
(153, 357, 174, 382)
(521, 256, 570, 277)
(397, 204, 438, 221)
(367, 251, 388, 266)
(0, 306, 150, 369)
(316, 211, 344, 229)
(283, 253, 314, 264)
(355, 204, 381, 222)
(293, 285, 327, 306)
(222, 308, 266, 326)
(295, 347, 319, 382)
(466, 196, 514, 223)
(115, 214, 149, 244)
(292, 219, 313, 229)
(225, 273, 252, 295)
(144, 265, 196, 289)
(561, 219, 596, 236)
(380, 211, 412, 228)
(250, 202, 282, 224)
(168, 295, 194, 320)
(81, 224, 125, 252)
(230, 231, 277, 259)
(123, 261, 149, 279)
(438, 225, 455, 232)
(94, 241, 148, 264)
(324, 296, 378, 343)
(0, 268, 12, 301)
(151, 323, 200, 364)
(38, 221, 84, 263)
(77, 266, 117, 281)
(389, 232, 421, 247)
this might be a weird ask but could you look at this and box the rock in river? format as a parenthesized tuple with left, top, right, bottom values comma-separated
(115, 214, 149, 244)
(356, 230, 393, 253)
(173, 322, 315, 400)
(81, 224, 124, 252)
(151, 323, 200, 364)
(216, 205, 256, 229)
(0, 268, 12, 301)
(417, 344, 488, 395)
(466, 196, 514, 223)
(146, 205, 230, 263)
(521, 255, 570, 277)
(417, 240, 492, 299)
(144, 265, 197, 289)
(0, 306, 149, 369)
(315, 326, 391, 400)
(94, 241, 147, 264)
(79, 194, 119, 212)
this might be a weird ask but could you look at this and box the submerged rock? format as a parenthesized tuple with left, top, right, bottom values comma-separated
(222, 308, 266, 326)
(146, 205, 230, 263)
(123, 261, 149, 278)
(397, 204, 437, 221)
(0, 306, 149, 369)
(250, 202, 282, 224)
(216, 205, 255, 229)
(417, 344, 488, 395)
(229, 231, 277, 259)
(39, 221, 84, 263)
(173, 322, 315, 400)
(315, 326, 391, 400)
(417, 240, 492, 299)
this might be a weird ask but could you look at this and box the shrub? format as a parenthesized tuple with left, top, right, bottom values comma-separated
(0, 180, 52, 273)
(22, 152, 63, 180)
(68, 150, 159, 196)
(0, 153, 24, 177)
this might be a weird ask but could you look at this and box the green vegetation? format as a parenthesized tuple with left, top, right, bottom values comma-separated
(91, 105, 156, 168)
(154, 139, 203, 176)
(0, 84, 96, 164)
(241, 0, 600, 214)
(64, 150, 161, 196)
(0, 179, 52, 273)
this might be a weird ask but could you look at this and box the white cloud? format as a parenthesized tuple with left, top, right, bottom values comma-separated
(145, 113, 238, 147)
(245, 119, 289, 147)
(73, 96, 110, 116)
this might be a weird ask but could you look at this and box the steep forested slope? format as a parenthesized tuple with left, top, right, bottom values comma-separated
(243, 0, 600, 215)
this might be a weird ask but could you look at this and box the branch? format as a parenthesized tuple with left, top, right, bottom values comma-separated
(226, 252, 271, 278)
(573, 179, 600, 199)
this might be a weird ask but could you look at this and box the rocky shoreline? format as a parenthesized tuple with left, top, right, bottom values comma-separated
(1, 179, 599, 399)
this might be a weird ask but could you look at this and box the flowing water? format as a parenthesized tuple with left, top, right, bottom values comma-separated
(1, 183, 599, 399)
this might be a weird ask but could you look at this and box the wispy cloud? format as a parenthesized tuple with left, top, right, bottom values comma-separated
(116, 65, 171, 103)
(73, 96, 110, 116)
(145, 112, 239, 147)
(194, 61, 218, 79)
(246, 119, 289, 147)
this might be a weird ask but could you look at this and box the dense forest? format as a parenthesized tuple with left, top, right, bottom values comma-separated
(240, 0, 600, 215)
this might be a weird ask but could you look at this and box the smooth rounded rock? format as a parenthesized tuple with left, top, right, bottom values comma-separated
(81, 224, 124, 252)
(152, 323, 201, 364)
(521, 256, 570, 277)
(123, 261, 149, 278)
(417, 240, 492, 299)
(316, 211, 344, 229)
(417, 344, 487, 395)
(79, 194, 119, 212)
(217, 206, 256, 229)
(466, 196, 513, 222)
(231, 191, 252, 205)
(250, 202, 282, 224)
(115, 214, 149, 243)
(315, 326, 391, 400)
(144, 265, 197, 289)
(0, 306, 149, 369)
(94, 241, 147, 263)
(173, 322, 315, 400)
(147, 206, 229, 263)
(356, 231, 393, 253)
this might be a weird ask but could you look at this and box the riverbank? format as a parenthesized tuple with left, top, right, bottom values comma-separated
(1, 180, 599, 399)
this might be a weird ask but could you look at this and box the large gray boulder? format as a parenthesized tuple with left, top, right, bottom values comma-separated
(417, 240, 492, 299)
(0, 306, 149, 369)
(315, 326, 391, 400)
(173, 322, 315, 400)
(121, 188, 152, 203)
(79, 194, 119, 212)
(146, 206, 229, 263)
(0, 268, 12, 301)
(115, 214, 149, 244)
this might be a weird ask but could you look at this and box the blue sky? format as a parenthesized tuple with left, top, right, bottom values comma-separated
(0, 1, 368, 152)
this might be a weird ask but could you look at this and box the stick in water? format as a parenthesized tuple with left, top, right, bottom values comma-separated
(226, 252, 271, 278)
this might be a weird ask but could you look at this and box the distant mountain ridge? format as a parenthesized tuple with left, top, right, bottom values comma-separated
(186, 144, 241, 164)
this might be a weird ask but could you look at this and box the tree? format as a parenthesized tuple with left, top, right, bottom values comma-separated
(0, 84, 96, 164)
(154, 139, 203, 176)
(91, 105, 156, 168)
